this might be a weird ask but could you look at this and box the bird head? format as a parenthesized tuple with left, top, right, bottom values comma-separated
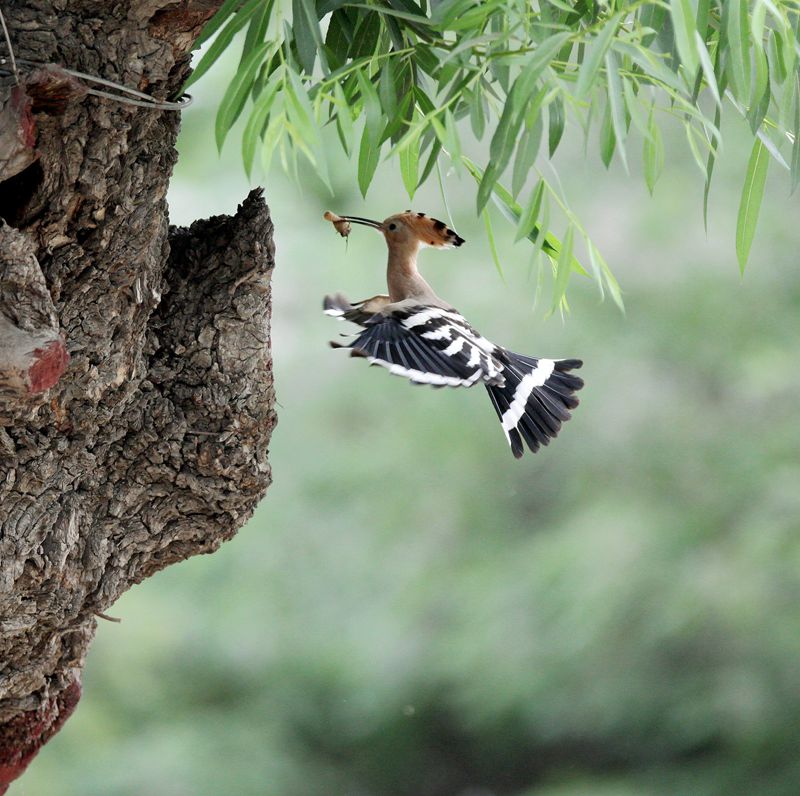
(325, 211, 464, 252)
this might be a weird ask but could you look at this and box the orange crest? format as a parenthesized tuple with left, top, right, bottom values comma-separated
(394, 211, 465, 248)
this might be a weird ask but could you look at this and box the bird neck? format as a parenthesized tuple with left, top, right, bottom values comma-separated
(386, 248, 435, 303)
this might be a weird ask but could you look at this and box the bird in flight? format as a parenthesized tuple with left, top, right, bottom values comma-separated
(322, 210, 584, 459)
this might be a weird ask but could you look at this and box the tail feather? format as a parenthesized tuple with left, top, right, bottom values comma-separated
(519, 412, 551, 450)
(486, 354, 584, 459)
(542, 382, 580, 409)
(486, 385, 526, 458)
(530, 387, 572, 423)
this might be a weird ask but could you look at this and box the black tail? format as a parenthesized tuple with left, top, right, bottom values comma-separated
(486, 355, 584, 459)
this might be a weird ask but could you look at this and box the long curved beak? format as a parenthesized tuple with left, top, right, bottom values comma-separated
(339, 215, 384, 230)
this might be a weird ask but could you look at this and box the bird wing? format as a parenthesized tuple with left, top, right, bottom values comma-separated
(330, 304, 506, 388)
(323, 293, 391, 326)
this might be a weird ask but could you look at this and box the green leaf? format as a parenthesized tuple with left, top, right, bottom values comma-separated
(726, 0, 751, 104)
(241, 0, 273, 65)
(242, 78, 280, 177)
(418, 139, 442, 186)
(347, 1, 433, 25)
(414, 43, 440, 78)
(317, 0, 350, 15)
(431, 0, 474, 27)
(358, 128, 381, 197)
(779, 21, 797, 85)
(515, 179, 545, 242)
(528, 185, 552, 270)
(550, 224, 574, 315)
(643, 105, 664, 194)
(184, 0, 263, 89)
(483, 209, 505, 279)
(512, 113, 542, 198)
(605, 51, 628, 172)
(487, 83, 527, 176)
(736, 138, 769, 273)
(548, 94, 565, 157)
(622, 77, 650, 141)
(333, 82, 354, 155)
(350, 10, 382, 58)
(469, 89, 486, 139)
(399, 134, 419, 197)
(193, 0, 245, 50)
(379, 58, 399, 117)
(442, 109, 462, 167)
(292, 0, 324, 74)
(259, 113, 284, 175)
(703, 104, 722, 230)
(215, 41, 272, 150)
(768, 28, 788, 86)
(684, 119, 710, 176)
(695, 30, 721, 106)
(599, 99, 615, 168)
(325, 9, 354, 66)
(588, 241, 625, 312)
(284, 69, 320, 148)
(385, 91, 414, 145)
(748, 44, 770, 132)
(612, 41, 686, 94)
(477, 163, 500, 213)
(696, 0, 711, 40)
(575, 13, 622, 100)
(359, 72, 383, 141)
(515, 32, 573, 103)
(751, 0, 767, 48)
(669, 0, 699, 77)
(462, 157, 587, 275)
(357, 72, 383, 196)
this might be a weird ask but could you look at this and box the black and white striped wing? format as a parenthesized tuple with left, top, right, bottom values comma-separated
(332, 305, 505, 388)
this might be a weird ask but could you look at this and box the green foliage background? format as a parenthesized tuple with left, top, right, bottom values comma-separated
(12, 32, 800, 796)
(188, 0, 800, 307)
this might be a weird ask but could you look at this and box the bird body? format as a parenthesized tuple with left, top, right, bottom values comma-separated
(323, 211, 583, 458)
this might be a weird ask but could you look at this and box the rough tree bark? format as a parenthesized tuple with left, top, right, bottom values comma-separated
(0, 2, 276, 790)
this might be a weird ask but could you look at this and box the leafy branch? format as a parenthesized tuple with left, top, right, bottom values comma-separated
(186, 0, 800, 311)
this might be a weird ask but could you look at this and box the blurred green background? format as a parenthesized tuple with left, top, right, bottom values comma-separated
(11, 41, 800, 796)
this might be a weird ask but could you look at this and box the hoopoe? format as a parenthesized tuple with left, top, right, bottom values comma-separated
(322, 210, 584, 459)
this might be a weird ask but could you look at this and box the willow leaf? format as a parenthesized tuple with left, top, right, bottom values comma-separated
(670, 0, 700, 77)
(550, 224, 574, 315)
(483, 209, 505, 279)
(184, 0, 263, 90)
(736, 138, 769, 273)
(643, 105, 664, 194)
(575, 13, 622, 100)
(215, 41, 271, 150)
(726, 0, 752, 104)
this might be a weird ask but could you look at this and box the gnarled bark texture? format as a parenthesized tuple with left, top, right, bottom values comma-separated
(0, 2, 276, 790)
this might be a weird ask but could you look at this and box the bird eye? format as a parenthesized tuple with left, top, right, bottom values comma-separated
(388, 223, 397, 231)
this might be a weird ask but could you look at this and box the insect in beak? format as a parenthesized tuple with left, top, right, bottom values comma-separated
(324, 211, 383, 237)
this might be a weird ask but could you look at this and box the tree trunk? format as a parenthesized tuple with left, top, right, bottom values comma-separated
(0, 2, 276, 790)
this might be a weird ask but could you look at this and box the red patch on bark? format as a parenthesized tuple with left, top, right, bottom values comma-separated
(27, 339, 69, 393)
(0, 678, 82, 794)
(25, 66, 88, 115)
(10, 86, 36, 149)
